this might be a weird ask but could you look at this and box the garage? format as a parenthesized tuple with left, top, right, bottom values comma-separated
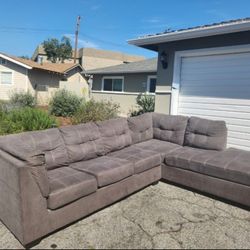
(172, 45, 250, 150)
(129, 18, 250, 150)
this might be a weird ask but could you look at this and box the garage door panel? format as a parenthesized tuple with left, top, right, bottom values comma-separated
(178, 50, 250, 150)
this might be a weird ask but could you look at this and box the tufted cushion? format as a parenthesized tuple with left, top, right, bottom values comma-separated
(184, 116, 227, 151)
(96, 118, 132, 154)
(152, 113, 188, 146)
(165, 147, 250, 186)
(127, 113, 153, 144)
(109, 146, 161, 174)
(0, 128, 69, 170)
(60, 123, 103, 163)
(47, 167, 97, 209)
(71, 156, 134, 187)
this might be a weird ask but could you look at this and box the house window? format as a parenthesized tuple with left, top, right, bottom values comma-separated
(1, 72, 12, 84)
(102, 77, 124, 92)
(147, 76, 156, 93)
(0, 58, 7, 65)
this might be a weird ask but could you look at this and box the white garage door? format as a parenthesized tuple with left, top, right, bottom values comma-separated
(176, 48, 250, 151)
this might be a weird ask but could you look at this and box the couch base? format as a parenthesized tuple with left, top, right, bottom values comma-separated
(22, 165, 161, 246)
(162, 164, 250, 207)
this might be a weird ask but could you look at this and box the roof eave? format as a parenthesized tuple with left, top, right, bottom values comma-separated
(128, 22, 250, 47)
(0, 53, 32, 69)
(87, 70, 157, 75)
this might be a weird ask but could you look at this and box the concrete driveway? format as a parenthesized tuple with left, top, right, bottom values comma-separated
(1, 182, 250, 249)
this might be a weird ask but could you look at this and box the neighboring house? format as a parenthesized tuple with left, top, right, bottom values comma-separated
(0, 53, 87, 104)
(86, 58, 157, 115)
(32, 46, 145, 70)
(128, 18, 250, 150)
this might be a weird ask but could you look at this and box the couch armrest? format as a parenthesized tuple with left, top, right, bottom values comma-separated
(0, 149, 50, 245)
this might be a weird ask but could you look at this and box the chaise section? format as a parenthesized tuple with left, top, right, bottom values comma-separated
(47, 167, 98, 210)
(133, 139, 181, 160)
(70, 156, 134, 187)
(165, 147, 250, 186)
(109, 146, 161, 174)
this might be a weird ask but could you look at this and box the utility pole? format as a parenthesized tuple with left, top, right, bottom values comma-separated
(74, 15, 81, 63)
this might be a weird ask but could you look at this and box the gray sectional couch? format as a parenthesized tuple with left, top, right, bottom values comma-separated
(0, 112, 249, 246)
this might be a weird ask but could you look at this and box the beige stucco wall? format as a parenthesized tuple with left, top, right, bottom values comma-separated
(0, 61, 28, 100)
(91, 92, 140, 116)
(60, 70, 89, 100)
(83, 56, 130, 71)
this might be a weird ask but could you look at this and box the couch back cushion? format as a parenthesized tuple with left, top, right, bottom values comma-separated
(184, 116, 227, 151)
(153, 113, 188, 146)
(97, 118, 132, 154)
(127, 113, 153, 144)
(60, 122, 103, 163)
(0, 128, 69, 170)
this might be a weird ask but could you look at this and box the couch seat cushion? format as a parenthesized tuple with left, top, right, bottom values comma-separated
(71, 156, 134, 187)
(47, 167, 97, 210)
(109, 146, 161, 174)
(133, 139, 181, 161)
(165, 147, 250, 186)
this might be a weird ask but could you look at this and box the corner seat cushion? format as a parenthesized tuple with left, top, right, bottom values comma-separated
(184, 116, 227, 151)
(71, 156, 134, 187)
(47, 167, 97, 210)
(96, 118, 132, 154)
(133, 139, 181, 161)
(109, 146, 161, 174)
(127, 113, 153, 144)
(165, 147, 250, 186)
(59, 123, 103, 163)
(152, 113, 188, 145)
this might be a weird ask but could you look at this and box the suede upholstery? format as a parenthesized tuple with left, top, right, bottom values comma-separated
(109, 146, 161, 174)
(127, 113, 153, 144)
(166, 147, 250, 186)
(97, 118, 132, 154)
(184, 116, 227, 150)
(133, 139, 181, 160)
(0, 128, 69, 169)
(152, 113, 188, 145)
(60, 123, 103, 163)
(47, 167, 97, 210)
(1, 112, 250, 247)
(71, 156, 134, 187)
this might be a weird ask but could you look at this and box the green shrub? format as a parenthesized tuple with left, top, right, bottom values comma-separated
(0, 108, 57, 135)
(49, 89, 83, 117)
(72, 99, 120, 124)
(130, 93, 155, 117)
(9, 91, 36, 108)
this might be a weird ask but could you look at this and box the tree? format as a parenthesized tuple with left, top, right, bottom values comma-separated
(19, 55, 30, 60)
(43, 36, 72, 63)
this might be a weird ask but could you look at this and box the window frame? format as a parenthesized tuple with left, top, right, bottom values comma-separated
(0, 71, 13, 85)
(101, 76, 124, 93)
(0, 58, 7, 65)
(147, 75, 157, 93)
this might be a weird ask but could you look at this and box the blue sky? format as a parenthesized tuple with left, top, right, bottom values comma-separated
(0, 0, 249, 58)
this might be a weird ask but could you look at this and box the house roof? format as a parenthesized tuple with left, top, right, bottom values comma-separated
(86, 58, 157, 75)
(0, 52, 83, 74)
(128, 18, 250, 48)
(32, 45, 145, 62)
